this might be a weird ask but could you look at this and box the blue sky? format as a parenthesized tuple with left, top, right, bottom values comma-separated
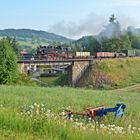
(0, 0, 140, 38)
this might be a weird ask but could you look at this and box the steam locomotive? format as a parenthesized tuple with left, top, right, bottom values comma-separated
(35, 45, 90, 60)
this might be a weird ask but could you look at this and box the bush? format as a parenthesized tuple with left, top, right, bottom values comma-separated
(54, 73, 69, 86)
(0, 38, 19, 84)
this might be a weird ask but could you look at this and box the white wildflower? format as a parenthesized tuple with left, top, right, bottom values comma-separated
(41, 108, 45, 111)
(108, 124, 111, 128)
(100, 124, 105, 128)
(115, 126, 123, 133)
(132, 127, 137, 130)
(75, 118, 78, 122)
(27, 111, 30, 115)
(34, 103, 37, 106)
(36, 110, 39, 115)
(110, 124, 115, 128)
(88, 117, 92, 121)
(110, 128, 115, 131)
(128, 125, 132, 130)
(71, 114, 74, 118)
(76, 122, 83, 127)
(70, 117, 73, 121)
(30, 105, 34, 109)
(47, 109, 51, 113)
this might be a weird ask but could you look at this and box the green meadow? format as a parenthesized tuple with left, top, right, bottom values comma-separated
(0, 85, 140, 140)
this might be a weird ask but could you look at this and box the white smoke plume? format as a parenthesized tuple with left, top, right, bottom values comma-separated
(48, 13, 140, 39)
(48, 13, 105, 39)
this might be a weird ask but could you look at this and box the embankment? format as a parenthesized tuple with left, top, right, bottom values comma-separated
(77, 57, 140, 89)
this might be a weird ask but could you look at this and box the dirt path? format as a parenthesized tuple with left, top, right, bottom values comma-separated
(113, 84, 140, 92)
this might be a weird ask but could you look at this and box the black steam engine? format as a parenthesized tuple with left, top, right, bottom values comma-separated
(35, 45, 73, 60)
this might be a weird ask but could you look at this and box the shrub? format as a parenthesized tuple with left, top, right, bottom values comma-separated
(54, 73, 69, 86)
(0, 38, 19, 84)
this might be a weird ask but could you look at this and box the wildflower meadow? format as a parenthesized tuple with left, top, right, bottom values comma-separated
(0, 85, 140, 140)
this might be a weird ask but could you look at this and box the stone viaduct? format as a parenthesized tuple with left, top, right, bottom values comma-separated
(18, 59, 93, 87)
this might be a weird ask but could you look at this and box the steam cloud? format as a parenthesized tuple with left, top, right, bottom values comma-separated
(48, 13, 139, 39)
(48, 13, 105, 39)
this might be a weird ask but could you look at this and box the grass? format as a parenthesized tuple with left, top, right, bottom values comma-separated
(0, 85, 140, 139)
(92, 57, 140, 89)
(38, 76, 59, 86)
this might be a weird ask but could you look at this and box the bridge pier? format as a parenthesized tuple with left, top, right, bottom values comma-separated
(67, 60, 93, 87)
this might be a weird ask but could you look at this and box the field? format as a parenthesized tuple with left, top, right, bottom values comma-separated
(0, 85, 140, 140)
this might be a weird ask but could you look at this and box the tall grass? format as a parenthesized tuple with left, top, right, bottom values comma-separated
(0, 85, 140, 139)
(95, 57, 140, 88)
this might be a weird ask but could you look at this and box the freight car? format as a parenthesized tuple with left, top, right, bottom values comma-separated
(94, 52, 127, 58)
(75, 52, 90, 58)
(122, 49, 140, 57)
(122, 50, 135, 57)
(95, 52, 115, 58)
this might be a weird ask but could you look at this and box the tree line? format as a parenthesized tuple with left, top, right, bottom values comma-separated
(72, 15, 140, 54)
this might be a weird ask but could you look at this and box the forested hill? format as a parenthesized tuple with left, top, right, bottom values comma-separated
(0, 29, 73, 44)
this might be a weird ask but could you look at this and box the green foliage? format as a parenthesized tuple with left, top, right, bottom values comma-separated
(37, 76, 58, 87)
(17, 73, 36, 86)
(0, 38, 19, 84)
(54, 73, 69, 86)
(130, 35, 140, 49)
(101, 35, 131, 52)
(85, 36, 100, 53)
(6, 36, 20, 55)
(74, 36, 100, 54)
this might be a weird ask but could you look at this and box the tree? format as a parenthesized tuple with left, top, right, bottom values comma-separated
(132, 36, 140, 49)
(0, 38, 19, 84)
(109, 14, 116, 23)
(101, 35, 131, 52)
(6, 36, 20, 55)
(85, 36, 100, 54)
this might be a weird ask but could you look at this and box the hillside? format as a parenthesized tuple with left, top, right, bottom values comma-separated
(77, 57, 140, 89)
(0, 29, 73, 51)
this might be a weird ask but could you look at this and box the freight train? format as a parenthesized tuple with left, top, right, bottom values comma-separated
(20, 45, 140, 60)
(34, 45, 91, 60)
